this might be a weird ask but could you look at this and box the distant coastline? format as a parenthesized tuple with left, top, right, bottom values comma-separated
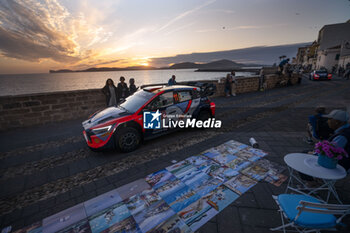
(50, 59, 263, 73)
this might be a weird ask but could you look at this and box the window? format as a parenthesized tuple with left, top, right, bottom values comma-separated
(177, 91, 192, 103)
(147, 92, 174, 110)
(335, 54, 340, 61)
(119, 90, 155, 113)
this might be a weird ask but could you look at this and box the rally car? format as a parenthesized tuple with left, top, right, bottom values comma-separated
(82, 84, 216, 152)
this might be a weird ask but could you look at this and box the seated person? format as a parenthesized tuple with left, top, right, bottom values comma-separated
(306, 106, 333, 144)
(300, 109, 349, 181)
(324, 109, 350, 171)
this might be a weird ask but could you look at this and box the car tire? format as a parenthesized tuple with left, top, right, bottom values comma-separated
(115, 127, 140, 152)
(197, 110, 211, 121)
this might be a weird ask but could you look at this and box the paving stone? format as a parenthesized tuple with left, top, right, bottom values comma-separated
(238, 208, 281, 228)
(22, 203, 40, 218)
(55, 191, 70, 204)
(68, 160, 90, 175)
(233, 192, 258, 208)
(25, 171, 49, 190)
(96, 184, 115, 195)
(69, 186, 84, 198)
(39, 197, 56, 211)
(47, 165, 69, 181)
(81, 190, 97, 202)
(217, 206, 242, 233)
(242, 225, 274, 233)
(251, 183, 278, 210)
(0, 177, 25, 198)
(94, 177, 109, 189)
(82, 182, 96, 193)
(196, 220, 218, 233)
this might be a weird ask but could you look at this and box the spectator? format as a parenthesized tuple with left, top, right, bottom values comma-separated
(117, 76, 129, 102)
(259, 69, 265, 91)
(168, 75, 177, 86)
(324, 109, 350, 171)
(230, 71, 237, 96)
(344, 68, 350, 80)
(279, 58, 289, 73)
(224, 73, 233, 97)
(129, 78, 137, 95)
(306, 106, 333, 144)
(102, 78, 118, 107)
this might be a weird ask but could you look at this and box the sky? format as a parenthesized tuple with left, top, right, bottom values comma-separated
(0, 0, 349, 74)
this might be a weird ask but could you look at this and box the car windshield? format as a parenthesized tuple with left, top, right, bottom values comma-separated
(118, 90, 155, 113)
(316, 70, 327, 74)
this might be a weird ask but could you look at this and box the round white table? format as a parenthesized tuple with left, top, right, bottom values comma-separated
(284, 153, 347, 203)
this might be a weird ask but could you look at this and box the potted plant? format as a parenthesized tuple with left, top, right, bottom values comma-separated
(314, 141, 348, 169)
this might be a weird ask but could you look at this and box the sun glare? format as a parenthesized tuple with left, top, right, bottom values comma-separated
(140, 62, 149, 66)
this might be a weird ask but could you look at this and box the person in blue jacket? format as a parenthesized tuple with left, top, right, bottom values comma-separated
(168, 75, 177, 86)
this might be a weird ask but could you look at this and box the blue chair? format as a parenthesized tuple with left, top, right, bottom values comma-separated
(271, 194, 350, 233)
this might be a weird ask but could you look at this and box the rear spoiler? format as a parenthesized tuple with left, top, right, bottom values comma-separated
(140, 82, 216, 97)
(181, 81, 216, 97)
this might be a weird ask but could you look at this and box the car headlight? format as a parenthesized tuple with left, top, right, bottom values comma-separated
(91, 125, 113, 135)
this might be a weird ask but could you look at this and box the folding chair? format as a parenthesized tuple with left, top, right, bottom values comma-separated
(271, 194, 350, 233)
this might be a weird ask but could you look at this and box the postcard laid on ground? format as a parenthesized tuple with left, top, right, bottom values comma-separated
(242, 147, 268, 158)
(163, 185, 201, 213)
(57, 219, 91, 233)
(145, 169, 177, 190)
(191, 176, 223, 197)
(183, 171, 211, 189)
(255, 159, 288, 186)
(166, 160, 198, 180)
(186, 155, 209, 167)
(124, 189, 162, 216)
(209, 166, 239, 182)
(241, 164, 269, 181)
(84, 189, 122, 217)
(88, 202, 138, 233)
(178, 198, 218, 232)
(116, 179, 151, 201)
(201, 148, 221, 159)
(42, 203, 87, 233)
(14, 221, 42, 233)
(132, 200, 175, 233)
(226, 157, 251, 172)
(196, 159, 221, 175)
(224, 140, 248, 151)
(212, 153, 237, 166)
(203, 185, 240, 212)
(214, 144, 238, 155)
(148, 214, 192, 233)
(154, 178, 186, 199)
(224, 174, 257, 195)
(234, 150, 261, 162)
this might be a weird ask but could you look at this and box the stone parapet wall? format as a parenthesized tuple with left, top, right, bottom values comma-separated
(0, 74, 300, 130)
(0, 90, 105, 130)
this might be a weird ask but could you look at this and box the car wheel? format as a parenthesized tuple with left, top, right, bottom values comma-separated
(197, 110, 211, 121)
(115, 127, 140, 152)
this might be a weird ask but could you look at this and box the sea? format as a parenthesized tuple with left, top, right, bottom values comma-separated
(0, 69, 256, 96)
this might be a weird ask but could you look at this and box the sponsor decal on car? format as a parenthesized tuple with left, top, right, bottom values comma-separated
(143, 110, 221, 129)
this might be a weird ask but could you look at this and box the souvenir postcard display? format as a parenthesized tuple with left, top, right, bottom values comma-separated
(15, 140, 286, 233)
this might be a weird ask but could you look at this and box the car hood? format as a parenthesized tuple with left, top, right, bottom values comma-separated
(82, 106, 131, 130)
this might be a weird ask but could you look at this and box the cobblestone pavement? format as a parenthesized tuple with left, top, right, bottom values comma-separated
(1, 75, 350, 232)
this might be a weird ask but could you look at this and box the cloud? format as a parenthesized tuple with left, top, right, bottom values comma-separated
(149, 42, 310, 67)
(157, 0, 216, 32)
(196, 24, 287, 33)
(0, 0, 110, 63)
(164, 22, 196, 36)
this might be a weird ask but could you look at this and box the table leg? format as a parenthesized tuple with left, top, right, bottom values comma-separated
(324, 180, 343, 204)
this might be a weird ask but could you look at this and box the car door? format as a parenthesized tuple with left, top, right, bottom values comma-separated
(143, 91, 175, 137)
